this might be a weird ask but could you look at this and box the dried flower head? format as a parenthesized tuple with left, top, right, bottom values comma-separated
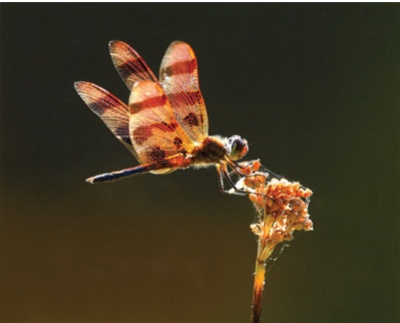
(235, 160, 313, 262)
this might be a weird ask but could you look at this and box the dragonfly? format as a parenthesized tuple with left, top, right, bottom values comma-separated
(75, 40, 249, 193)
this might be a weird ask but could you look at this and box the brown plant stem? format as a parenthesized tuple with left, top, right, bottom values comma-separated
(251, 238, 273, 323)
(251, 260, 266, 322)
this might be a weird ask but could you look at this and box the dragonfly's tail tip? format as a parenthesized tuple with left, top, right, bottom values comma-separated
(85, 177, 96, 184)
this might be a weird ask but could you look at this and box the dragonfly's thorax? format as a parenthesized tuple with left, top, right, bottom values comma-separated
(192, 136, 228, 165)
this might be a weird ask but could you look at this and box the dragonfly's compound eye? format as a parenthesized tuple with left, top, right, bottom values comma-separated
(228, 135, 249, 161)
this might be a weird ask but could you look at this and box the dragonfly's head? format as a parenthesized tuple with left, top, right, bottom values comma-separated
(226, 135, 249, 161)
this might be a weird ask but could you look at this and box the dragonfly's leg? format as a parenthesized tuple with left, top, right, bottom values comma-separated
(218, 162, 276, 199)
(216, 165, 225, 193)
(216, 164, 247, 196)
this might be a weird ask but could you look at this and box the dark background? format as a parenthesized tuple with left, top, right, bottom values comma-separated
(1, 3, 398, 323)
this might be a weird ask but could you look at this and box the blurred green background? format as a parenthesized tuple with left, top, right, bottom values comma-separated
(1, 3, 398, 323)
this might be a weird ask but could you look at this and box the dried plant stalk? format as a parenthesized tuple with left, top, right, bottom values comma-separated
(251, 240, 271, 323)
(233, 160, 313, 323)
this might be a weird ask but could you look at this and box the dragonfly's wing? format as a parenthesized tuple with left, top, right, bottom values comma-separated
(128, 80, 194, 174)
(74, 81, 139, 161)
(109, 40, 158, 90)
(160, 41, 208, 142)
